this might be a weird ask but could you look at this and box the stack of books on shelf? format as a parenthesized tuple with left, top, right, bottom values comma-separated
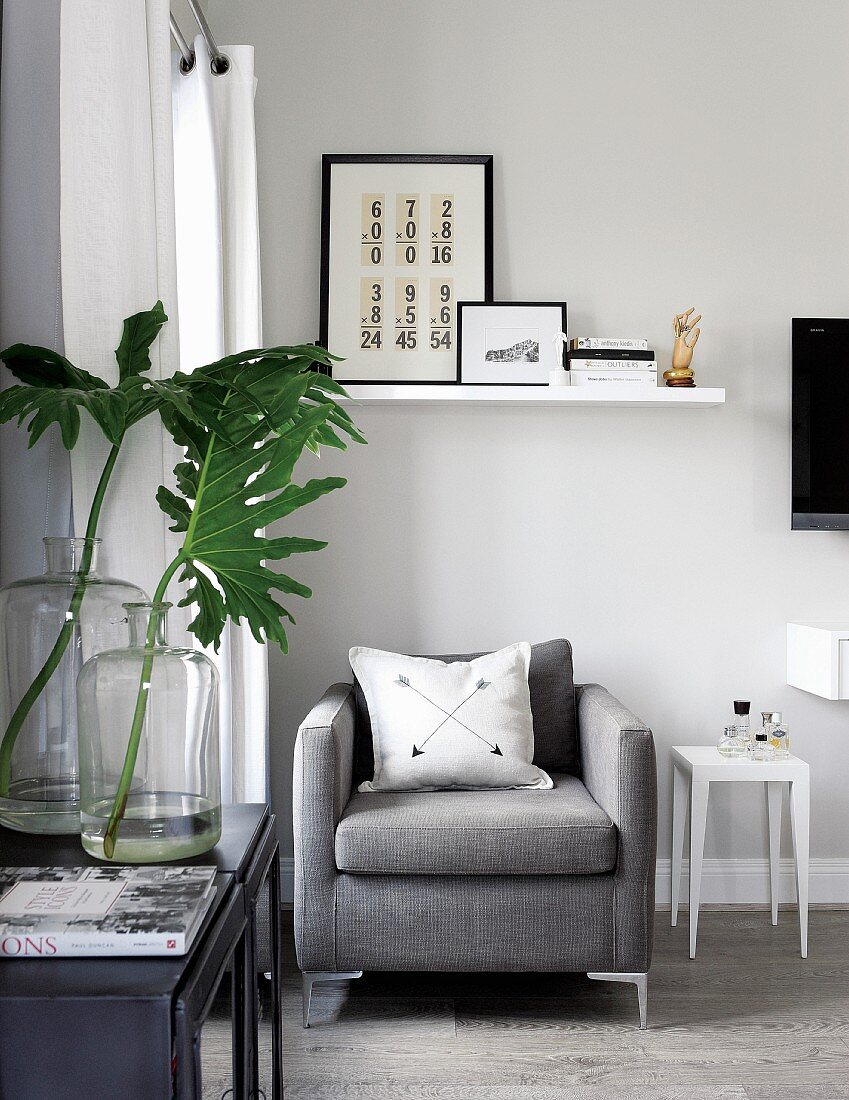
(0, 865, 218, 957)
(567, 338, 657, 387)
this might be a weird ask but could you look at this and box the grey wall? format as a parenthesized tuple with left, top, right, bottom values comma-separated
(209, 0, 849, 878)
(0, 0, 71, 584)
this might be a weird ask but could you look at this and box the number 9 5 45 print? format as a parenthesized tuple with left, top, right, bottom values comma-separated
(320, 155, 493, 384)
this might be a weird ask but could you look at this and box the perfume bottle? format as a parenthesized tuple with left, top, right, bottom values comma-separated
(718, 725, 746, 757)
(765, 711, 790, 758)
(752, 730, 775, 761)
(734, 700, 751, 751)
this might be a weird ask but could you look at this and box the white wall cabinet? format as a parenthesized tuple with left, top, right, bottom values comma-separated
(787, 623, 849, 700)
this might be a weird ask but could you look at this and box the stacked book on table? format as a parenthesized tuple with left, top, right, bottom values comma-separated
(0, 865, 218, 957)
(567, 337, 657, 387)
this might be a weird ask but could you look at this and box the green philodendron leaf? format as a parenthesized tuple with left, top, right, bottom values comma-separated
(143, 379, 206, 428)
(123, 373, 238, 445)
(84, 388, 129, 445)
(144, 346, 354, 455)
(3, 387, 81, 448)
(0, 344, 108, 390)
(161, 404, 209, 467)
(303, 373, 367, 446)
(180, 564, 228, 646)
(0, 302, 169, 450)
(161, 399, 352, 652)
(188, 343, 340, 382)
(123, 376, 209, 439)
(0, 384, 129, 448)
(114, 301, 168, 382)
(118, 340, 364, 651)
(156, 485, 192, 532)
(186, 355, 315, 429)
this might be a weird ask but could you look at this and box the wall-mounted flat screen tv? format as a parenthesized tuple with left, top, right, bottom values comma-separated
(792, 317, 849, 529)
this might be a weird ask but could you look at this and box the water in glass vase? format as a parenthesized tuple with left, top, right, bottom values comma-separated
(81, 791, 221, 862)
(1, 777, 81, 834)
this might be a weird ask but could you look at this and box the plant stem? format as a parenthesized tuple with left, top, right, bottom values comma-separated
(102, 424, 219, 856)
(101, 553, 184, 859)
(0, 442, 121, 798)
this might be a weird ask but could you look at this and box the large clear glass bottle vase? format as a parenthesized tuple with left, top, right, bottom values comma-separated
(0, 538, 147, 834)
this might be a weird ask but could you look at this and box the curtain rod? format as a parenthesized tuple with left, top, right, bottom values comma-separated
(169, 14, 195, 72)
(170, 4, 230, 76)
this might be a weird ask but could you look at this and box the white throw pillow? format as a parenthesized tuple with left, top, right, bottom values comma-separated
(350, 642, 553, 793)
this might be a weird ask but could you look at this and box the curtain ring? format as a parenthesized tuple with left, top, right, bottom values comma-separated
(186, 0, 230, 76)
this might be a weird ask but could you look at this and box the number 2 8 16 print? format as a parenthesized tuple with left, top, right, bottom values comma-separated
(320, 155, 493, 384)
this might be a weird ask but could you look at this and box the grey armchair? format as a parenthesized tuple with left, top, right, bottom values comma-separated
(293, 639, 657, 1028)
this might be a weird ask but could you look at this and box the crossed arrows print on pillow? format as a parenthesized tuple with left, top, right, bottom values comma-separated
(395, 675, 503, 759)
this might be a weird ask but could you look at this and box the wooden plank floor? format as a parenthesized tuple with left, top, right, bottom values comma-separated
(201, 909, 849, 1099)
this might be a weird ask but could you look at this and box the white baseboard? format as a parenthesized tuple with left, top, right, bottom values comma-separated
(280, 856, 849, 907)
(655, 857, 849, 907)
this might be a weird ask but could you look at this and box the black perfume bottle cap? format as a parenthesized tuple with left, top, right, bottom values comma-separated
(734, 700, 751, 716)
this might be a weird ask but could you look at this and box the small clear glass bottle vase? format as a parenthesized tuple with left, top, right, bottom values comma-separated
(77, 601, 221, 862)
(0, 538, 147, 834)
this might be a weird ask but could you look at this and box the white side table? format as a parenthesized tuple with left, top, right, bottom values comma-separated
(671, 746, 810, 959)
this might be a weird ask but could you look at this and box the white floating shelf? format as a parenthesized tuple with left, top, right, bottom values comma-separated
(341, 385, 726, 408)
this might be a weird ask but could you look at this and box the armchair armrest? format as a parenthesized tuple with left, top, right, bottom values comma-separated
(577, 683, 657, 972)
(293, 682, 356, 971)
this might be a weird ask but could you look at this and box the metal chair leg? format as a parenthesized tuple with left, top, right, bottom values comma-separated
(301, 970, 363, 1028)
(586, 971, 648, 1029)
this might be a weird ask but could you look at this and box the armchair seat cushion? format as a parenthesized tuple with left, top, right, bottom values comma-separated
(335, 773, 617, 876)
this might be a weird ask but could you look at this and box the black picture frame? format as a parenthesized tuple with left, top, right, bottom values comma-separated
(457, 301, 568, 386)
(319, 154, 493, 384)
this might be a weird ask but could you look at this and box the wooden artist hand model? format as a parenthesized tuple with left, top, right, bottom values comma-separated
(664, 307, 702, 387)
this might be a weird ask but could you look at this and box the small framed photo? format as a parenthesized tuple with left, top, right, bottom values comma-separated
(320, 154, 493, 384)
(457, 302, 567, 385)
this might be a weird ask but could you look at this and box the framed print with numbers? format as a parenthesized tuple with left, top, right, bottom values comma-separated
(320, 154, 493, 384)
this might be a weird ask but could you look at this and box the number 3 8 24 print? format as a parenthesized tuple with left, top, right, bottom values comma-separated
(320, 155, 493, 384)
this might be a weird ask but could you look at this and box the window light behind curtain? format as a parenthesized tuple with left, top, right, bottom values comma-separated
(59, 0, 268, 803)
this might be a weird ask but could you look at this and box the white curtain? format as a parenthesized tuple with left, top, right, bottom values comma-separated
(59, 3, 268, 803)
(171, 38, 268, 804)
(60, 0, 182, 600)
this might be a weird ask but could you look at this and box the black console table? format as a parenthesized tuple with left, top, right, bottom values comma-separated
(0, 804, 281, 1100)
